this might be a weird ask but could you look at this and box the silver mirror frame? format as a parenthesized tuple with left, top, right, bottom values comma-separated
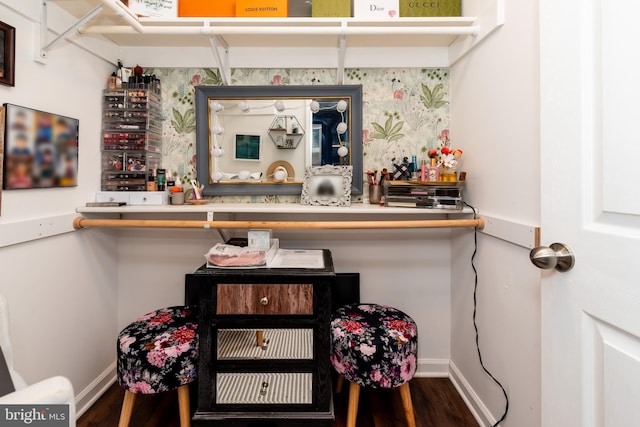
(195, 85, 363, 196)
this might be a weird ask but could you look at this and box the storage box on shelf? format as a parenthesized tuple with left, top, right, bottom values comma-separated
(101, 86, 162, 192)
(399, 0, 461, 17)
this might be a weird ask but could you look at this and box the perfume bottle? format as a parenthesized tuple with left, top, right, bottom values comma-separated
(420, 159, 427, 182)
(426, 158, 439, 182)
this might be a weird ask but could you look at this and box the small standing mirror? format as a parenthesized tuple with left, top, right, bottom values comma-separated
(195, 85, 363, 196)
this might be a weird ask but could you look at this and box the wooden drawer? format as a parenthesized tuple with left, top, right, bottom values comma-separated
(217, 284, 313, 315)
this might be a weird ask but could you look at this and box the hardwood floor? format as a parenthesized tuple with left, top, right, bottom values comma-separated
(77, 378, 479, 427)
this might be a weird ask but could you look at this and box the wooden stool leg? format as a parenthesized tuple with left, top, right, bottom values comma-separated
(118, 390, 136, 427)
(347, 381, 361, 427)
(335, 375, 345, 393)
(398, 382, 417, 427)
(177, 384, 191, 427)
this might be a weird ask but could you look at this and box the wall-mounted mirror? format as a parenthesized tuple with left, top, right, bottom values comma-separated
(195, 85, 363, 196)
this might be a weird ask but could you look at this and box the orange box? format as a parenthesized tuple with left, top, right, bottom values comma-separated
(236, 0, 288, 17)
(178, 0, 236, 17)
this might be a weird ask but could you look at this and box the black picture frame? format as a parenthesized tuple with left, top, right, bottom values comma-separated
(0, 21, 15, 87)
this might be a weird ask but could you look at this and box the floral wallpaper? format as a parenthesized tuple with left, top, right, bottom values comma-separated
(149, 67, 451, 203)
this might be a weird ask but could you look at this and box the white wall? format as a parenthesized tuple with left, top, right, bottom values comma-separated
(116, 214, 456, 375)
(1, 1, 544, 425)
(0, 0, 119, 415)
(451, 0, 542, 426)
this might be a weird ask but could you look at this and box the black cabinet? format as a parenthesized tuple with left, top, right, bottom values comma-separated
(185, 250, 335, 427)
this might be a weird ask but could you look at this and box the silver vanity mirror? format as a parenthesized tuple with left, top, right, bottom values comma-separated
(195, 85, 363, 196)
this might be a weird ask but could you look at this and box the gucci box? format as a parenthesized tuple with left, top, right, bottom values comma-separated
(312, 0, 351, 17)
(399, 0, 461, 17)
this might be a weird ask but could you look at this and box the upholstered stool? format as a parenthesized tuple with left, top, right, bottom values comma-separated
(330, 303, 418, 427)
(116, 306, 198, 427)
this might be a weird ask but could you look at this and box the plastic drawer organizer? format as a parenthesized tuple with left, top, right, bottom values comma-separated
(185, 250, 336, 427)
(101, 87, 161, 191)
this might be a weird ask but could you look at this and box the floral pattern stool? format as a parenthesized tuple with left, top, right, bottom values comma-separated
(116, 306, 198, 427)
(330, 303, 418, 427)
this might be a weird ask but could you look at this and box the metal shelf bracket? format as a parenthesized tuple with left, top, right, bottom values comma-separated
(208, 33, 230, 86)
(39, 0, 105, 63)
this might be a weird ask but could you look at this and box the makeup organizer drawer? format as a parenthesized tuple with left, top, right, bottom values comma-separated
(185, 249, 335, 427)
(101, 87, 162, 191)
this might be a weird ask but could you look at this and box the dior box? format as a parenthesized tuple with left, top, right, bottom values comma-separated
(354, 0, 399, 18)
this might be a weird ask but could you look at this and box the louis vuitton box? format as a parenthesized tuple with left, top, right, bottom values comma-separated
(399, 0, 461, 17)
(236, 0, 288, 16)
(178, 0, 236, 17)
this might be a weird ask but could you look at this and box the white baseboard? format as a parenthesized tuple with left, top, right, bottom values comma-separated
(449, 361, 496, 427)
(415, 358, 450, 378)
(74, 362, 117, 419)
(72, 359, 496, 426)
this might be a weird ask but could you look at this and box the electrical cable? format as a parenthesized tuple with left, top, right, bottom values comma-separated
(464, 201, 509, 426)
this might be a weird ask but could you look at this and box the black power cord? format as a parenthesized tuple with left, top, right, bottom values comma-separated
(464, 202, 509, 426)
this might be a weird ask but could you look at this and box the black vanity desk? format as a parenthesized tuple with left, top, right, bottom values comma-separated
(185, 249, 335, 427)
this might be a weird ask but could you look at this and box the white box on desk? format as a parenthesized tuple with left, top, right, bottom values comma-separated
(129, 192, 168, 205)
(353, 0, 399, 18)
(95, 191, 130, 204)
(248, 229, 273, 249)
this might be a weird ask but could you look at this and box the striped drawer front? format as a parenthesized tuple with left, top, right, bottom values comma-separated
(217, 328, 313, 360)
(217, 372, 312, 404)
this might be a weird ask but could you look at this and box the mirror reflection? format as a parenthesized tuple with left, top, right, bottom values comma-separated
(195, 85, 363, 196)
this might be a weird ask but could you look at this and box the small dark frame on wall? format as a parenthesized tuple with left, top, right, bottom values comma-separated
(0, 21, 15, 87)
(235, 134, 261, 161)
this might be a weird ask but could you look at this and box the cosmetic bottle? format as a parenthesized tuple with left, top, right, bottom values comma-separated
(420, 159, 427, 182)
(426, 158, 440, 182)
(157, 169, 166, 191)
(147, 170, 157, 192)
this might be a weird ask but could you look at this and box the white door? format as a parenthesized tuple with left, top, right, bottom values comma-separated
(540, 0, 640, 425)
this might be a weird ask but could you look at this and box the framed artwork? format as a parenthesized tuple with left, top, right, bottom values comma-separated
(0, 106, 4, 214)
(0, 21, 15, 87)
(2, 104, 79, 189)
(301, 165, 352, 207)
(234, 134, 261, 161)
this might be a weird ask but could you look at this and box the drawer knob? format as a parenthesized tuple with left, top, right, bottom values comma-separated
(260, 381, 269, 396)
(260, 297, 269, 306)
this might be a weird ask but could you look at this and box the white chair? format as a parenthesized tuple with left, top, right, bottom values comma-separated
(0, 294, 76, 426)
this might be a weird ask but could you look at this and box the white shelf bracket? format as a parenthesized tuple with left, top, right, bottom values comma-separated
(39, 0, 105, 62)
(208, 34, 230, 86)
(337, 21, 347, 85)
(449, 0, 505, 66)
